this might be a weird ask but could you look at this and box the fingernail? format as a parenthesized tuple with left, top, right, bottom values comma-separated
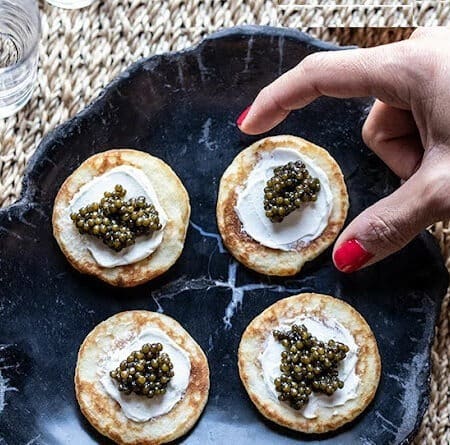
(333, 239, 374, 273)
(236, 105, 251, 127)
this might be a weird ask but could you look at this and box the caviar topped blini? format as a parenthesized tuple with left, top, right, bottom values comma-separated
(75, 311, 210, 445)
(238, 293, 381, 434)
(217, 135, 348, 276)
(53, 149, 190, 286)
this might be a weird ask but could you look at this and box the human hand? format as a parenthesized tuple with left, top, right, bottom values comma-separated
(237, 27, 450, 272)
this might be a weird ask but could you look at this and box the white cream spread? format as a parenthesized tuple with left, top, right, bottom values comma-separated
(100, 328, 191, 422)
(260, 317, 359, 419)
(235, 148, 333, 251)
(69, 166, 167, 268)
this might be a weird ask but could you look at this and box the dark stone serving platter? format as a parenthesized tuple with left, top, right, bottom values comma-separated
(0, 26, 448, 445)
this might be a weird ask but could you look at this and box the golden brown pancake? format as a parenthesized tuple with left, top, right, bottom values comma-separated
(217, 135, 348, 276)
(75, 310, 210, 444)
(53, 149, 190, 287)
(238, 293, 381, 433)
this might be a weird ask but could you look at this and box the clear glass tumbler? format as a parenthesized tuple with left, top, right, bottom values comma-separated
(0, 0, 40, 119)
(45, 0, 96, 9)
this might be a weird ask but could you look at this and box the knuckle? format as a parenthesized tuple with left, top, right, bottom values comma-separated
(376, 41, 438, 100)
(422, 169, 450, 218)
(364, 212, 410, 249)
(398, 41, 441, 84)
(257, 85, 279, 108)
(258, 85, 287, 113)
(300, 52, 327, 71)
(297, 52, 328, 81)
(257, 85, 271, 103)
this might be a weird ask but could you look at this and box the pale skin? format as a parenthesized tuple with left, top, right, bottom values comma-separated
(238, 27, 450, 272)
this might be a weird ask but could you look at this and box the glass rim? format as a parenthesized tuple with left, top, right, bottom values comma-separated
(0, 3, 41, 75)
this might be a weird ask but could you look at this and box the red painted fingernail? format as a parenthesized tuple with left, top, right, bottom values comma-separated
(236, 105, 251, 127)
(333, 239, 374, 273)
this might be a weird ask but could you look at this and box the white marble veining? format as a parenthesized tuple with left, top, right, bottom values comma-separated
(216, 260, 308, 329)
(360, 439, 377, 445)
(0, 371, 7, 413)
(151, 275, 214, 313)
(277, 35, 284, 75)
(0, 344, 18, 415)
(375, 410, 399, 436)
(150, 221, 312, 330)
(196, 51, 208, 83)
(243, 36, 254, 73)
(0, 225, 25, 241)
(189, 221, 225, 253)
(199, 118, 217, 151)
(176, 59, 186, 90)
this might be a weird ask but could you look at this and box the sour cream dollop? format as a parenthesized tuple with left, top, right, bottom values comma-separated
(260, 317, 359, 419)
(235, 148, 333, 251)
(99, 328, 191, 422)
(69, 166, 167, 268)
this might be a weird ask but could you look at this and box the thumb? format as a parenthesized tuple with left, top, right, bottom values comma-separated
(332, 172, 432, 273)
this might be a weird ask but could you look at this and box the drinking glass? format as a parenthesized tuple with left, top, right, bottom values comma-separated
(0, 0, 40, 119)
(45, 0, 96, 9)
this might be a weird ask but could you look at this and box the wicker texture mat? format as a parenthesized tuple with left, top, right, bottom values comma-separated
(0, 1, 448, 443)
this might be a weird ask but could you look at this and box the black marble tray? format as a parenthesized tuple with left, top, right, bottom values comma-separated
(0, 26, 448, 445)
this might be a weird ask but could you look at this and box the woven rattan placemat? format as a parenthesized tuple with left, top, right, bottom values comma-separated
(0, 2, 448, 443)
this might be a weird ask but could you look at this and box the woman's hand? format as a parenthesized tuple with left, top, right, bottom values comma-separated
(237, 27, 450, 273)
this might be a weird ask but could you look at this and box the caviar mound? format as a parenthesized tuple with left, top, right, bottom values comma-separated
(273, 324, 349, 410)
(75, 310, 210, 445)
(71, 184, 162, 252)
(264, 161, 321, 223)
(217, 135, 349, 276)
(238, 293, 381, 434)
(110, 343, 174, 398)
(52, 149, 190, 287)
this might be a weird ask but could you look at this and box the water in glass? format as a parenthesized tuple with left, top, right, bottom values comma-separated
(0, 0, 40, 118)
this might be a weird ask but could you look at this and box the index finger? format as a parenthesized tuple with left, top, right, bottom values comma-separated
(239, 42, 412, 135)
